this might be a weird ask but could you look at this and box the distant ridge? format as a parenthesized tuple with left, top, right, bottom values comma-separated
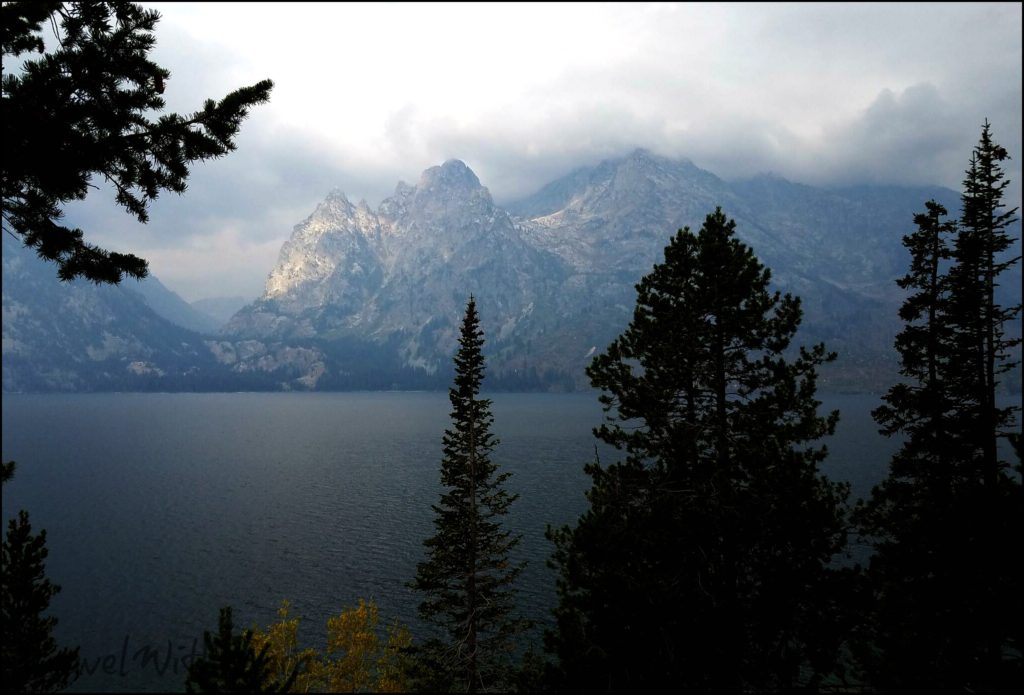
(5, 151, 1019, 392)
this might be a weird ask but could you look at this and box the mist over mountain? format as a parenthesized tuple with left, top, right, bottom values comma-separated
(2, 234, 221, 391)
(189, 296, 252, 326)
(3, 150, 1019, 393)
(217, 149, 973, 392)
(128, 276, 224, 335)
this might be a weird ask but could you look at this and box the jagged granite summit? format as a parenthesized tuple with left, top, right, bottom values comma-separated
(9, 150, 1014, 393)
(220, 159, 566, 388)
(214, 151, 973, 391)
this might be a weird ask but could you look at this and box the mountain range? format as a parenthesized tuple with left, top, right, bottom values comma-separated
(3, 149, 1020, 393)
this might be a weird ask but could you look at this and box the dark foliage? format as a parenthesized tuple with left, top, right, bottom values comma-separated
(1, 1, 272, 283)
(185, 607, 296, 693)
(547, 208, 849, 692)
(1, 461, 80, 693)
(858, 121, 1022, 692)
(411, 297, 527, 693)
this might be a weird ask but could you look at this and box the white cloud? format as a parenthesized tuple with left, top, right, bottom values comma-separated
(45, 2, 1023, 301)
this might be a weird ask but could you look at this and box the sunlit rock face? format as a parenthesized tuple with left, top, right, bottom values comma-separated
(226, 158, 567, 386)
(222, 151, 987, 392)
(8, 151, 1014, 392)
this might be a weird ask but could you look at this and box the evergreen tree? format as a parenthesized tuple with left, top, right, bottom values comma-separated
(1, 1, 273, 283)
(946, 120, 1021, 475)
(855, 200, 971, 690)
(547, 208, 849, 692)
(867, 198, 964, 512)
(1, 462, 80, 693)
(859, 122, 1022, 691)
(185, 607, 296, 694)
(412, 297, 526, 693)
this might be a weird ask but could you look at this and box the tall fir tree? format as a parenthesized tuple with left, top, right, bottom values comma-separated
(869, 199, 963, 492)
(856, 200, 973, 689)
(946, 120, 1021, 479)
(547, 208, 849, 692)
(858, 121, 1021, 692)
(940, 120, 1020, 691)
(412, 297, 526, 693)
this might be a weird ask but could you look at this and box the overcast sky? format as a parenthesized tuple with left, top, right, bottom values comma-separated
(51, 2, 1023, 302)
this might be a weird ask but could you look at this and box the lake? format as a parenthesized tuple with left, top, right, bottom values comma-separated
(1, 391, 898, 692)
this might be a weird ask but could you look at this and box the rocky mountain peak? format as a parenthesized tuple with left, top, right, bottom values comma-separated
(309, 188, 355, 224)
(418, 159, 483, 192)
(7, 151, 996, 395)
(618, 148, 702, 178)
(617, 148, 675, 176)
(626, 147, 658, 163)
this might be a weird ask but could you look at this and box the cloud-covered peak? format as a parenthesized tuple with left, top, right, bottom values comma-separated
(418, 159, 483, 192)
(627, 147, 657, 162)
(620, 147, 699, 172)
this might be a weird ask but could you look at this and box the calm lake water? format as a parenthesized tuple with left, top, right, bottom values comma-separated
(2, 391, 901, 692)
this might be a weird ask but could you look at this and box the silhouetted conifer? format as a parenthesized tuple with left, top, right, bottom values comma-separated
(547, 208, 849, 692)
(1, 1, 273, 283)
(185, 607, 295, 693)
(859, 121, 1022, 692)
(1, 461, 80, 693)
(946, 120, 1021, 478)
(412, 297, 526, 693)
